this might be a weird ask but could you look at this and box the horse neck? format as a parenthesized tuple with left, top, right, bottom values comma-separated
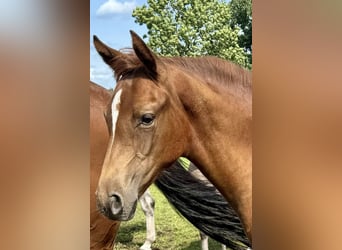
(172, 68, 252, 231)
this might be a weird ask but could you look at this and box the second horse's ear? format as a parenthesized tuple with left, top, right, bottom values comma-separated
(93, 35, 121, 65)
(130, 30, 157, 79)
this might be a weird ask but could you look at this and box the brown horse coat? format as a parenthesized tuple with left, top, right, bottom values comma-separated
(90, 81, 120, 250)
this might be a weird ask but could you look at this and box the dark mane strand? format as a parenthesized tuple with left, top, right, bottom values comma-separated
(155, 161, 251, 249)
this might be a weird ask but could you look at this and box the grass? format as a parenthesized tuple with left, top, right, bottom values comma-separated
(114, 184, 225, 250)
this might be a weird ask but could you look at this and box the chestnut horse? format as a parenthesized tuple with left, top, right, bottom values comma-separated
(90, 81, 250, 250)
(94, 31, 252, 242)
(91, 82, 156, 250)
(90, 81, 120, 250)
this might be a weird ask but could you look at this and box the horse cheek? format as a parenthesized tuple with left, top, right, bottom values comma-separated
(134, 130, 154, 156)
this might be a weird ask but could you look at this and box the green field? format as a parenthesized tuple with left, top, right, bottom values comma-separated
(114, 184, 225, 250)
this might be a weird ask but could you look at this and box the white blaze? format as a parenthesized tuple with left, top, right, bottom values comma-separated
(111, 88, 122, 140)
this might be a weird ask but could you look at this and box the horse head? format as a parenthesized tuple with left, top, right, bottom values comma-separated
(94, 31, 191, 220)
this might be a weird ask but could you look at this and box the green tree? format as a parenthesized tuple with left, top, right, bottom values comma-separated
(229, 0, 252, 65)
(133, 0, 250, 68)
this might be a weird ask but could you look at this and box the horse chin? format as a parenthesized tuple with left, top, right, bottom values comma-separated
(122, 200, 138, 221)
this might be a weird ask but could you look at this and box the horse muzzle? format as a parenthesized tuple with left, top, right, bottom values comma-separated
(96, 192, 138, 221)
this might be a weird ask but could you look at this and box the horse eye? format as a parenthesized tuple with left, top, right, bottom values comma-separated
(140, 113, 155, 126)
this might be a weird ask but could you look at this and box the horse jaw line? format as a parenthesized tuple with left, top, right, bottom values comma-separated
(111, 88, 122, 142)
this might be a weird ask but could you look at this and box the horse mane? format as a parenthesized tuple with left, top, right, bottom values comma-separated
(110, 49, 251, 97)
(162, 56, 252, 95)
(155, 160, 251, 249)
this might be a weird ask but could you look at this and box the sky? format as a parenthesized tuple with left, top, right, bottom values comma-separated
(90, 0, 148, 89)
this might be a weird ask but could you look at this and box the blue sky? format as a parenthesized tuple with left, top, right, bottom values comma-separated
(90, 0, 148, 89)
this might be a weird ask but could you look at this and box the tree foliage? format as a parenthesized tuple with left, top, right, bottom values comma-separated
(133, 0, 251, 68)
(229, 0, 252, 64)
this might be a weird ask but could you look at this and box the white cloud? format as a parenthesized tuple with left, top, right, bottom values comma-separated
(90, 65, 115, 88)
(90, 66, 111, 80)
(96, 0, 136, 17)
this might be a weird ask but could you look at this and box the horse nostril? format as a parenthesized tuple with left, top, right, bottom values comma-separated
(109, 193, 123, 215)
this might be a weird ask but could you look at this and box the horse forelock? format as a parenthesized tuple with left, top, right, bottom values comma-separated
(108, 49, 142, 81)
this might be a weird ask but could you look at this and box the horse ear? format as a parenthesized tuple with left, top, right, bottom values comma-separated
(93, 35, 121, 65)
(130, 30, 157, 78)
